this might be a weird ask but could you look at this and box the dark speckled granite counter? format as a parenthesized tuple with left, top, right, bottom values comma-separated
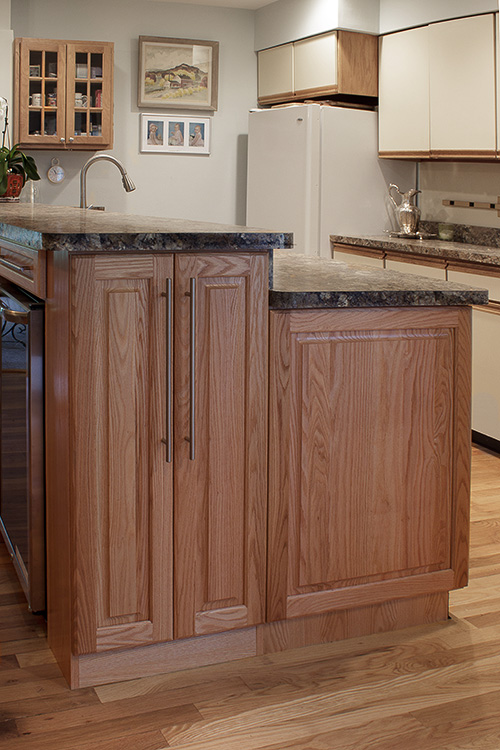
(0, 204, 292, 253)
(331, 232, 500, 268)
(270, 251, 488, 309)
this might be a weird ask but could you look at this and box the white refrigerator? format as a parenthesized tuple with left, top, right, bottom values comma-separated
(246, 103, 416, 257)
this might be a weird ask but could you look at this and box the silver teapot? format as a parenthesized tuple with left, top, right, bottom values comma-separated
(389, 184, 421, 235)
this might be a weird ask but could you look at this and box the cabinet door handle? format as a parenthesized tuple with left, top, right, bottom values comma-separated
(162, 278, 173, 462)
(188, 277, 196, 461)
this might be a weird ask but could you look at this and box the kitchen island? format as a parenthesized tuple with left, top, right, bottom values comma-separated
(0, 207, 487, 688)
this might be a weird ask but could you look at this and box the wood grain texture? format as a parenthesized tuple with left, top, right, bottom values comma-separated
(0, 444, 499, 747)
(173, 253, 268, 640)
(0, 240, 46, 298)
(268, 307, 470, 622)
(337, 30, 378, 97)
(14, 38, 113, 151)
(71, 254, 173, 656)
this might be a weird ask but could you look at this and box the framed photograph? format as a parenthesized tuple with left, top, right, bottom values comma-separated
(140, 114, 210, 154)
(138, 36, 219, 111)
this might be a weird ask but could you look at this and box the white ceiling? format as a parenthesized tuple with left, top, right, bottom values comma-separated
(148, 0, 275, 9)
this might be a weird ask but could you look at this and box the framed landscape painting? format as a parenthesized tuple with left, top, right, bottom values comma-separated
(138, 36, 219, 110)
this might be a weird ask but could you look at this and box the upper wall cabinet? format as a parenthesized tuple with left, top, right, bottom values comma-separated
(258, 30, 378, 107)
(14, 38, 114, 151)
(379, 14, 496, 160)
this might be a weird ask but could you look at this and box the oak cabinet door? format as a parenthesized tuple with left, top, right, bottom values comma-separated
(71, 255, 173, 654)
(173, 253, 268, 639)
(268, 308, 471, 621)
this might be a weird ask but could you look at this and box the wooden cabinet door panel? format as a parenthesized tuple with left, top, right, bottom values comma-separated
(71, 255, 173, 653)
(268, 308, 471, 621)
(173, 253, 268, 639)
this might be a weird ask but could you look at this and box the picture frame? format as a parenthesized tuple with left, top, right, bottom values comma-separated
(140, 114, 210, 154)
(138, 36, 219, 111)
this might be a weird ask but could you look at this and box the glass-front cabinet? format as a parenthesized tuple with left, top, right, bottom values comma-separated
(14, 38, 114, 150)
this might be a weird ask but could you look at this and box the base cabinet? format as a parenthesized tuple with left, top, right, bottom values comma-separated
(46, 251, 268, 668)
(448, 267, 500, 442)
(268, 307, 471, 621)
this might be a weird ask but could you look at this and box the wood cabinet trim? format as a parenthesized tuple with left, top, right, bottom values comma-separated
(286, 569, 455, 619)
(0, 240, 46, 297)
(332, 243, 385, 260)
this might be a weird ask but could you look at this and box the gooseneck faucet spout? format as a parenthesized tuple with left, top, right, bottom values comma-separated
(79, 153, 136, 209)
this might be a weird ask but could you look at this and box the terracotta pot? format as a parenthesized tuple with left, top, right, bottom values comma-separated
(3, 173, 24, 198)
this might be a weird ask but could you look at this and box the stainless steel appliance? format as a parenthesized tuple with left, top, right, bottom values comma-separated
(0, 281, 45, 612)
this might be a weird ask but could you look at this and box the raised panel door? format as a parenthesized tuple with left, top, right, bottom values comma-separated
(71, 254, 173, 654)
(173, 253, 268, 639)
(268, 308, 471, 621)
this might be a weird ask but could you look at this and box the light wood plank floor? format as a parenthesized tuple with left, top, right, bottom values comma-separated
(1, 444, 500, 749)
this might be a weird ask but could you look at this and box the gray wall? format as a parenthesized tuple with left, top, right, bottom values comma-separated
(12, 0, 257, 223)
(379, 0, 499, 33)
(254, 0, 380, 51)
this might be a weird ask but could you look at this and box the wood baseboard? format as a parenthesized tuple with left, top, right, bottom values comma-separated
(70, 592, 449, 688)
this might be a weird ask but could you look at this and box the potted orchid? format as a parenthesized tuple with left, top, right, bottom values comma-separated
(0, 144, 40, 199)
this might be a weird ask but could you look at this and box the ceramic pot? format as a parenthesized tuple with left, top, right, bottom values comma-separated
(1, 174, 23, 199)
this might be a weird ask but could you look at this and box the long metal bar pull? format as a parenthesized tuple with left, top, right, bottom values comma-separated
(188, 277, 196, 460)
(161, 279, 173, 462)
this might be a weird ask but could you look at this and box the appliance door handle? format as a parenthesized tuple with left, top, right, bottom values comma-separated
(188, 277, 196, 461)
(0, 255, 31, 274)
(0, 300, 29, 325)
(161, 278, 173, 463)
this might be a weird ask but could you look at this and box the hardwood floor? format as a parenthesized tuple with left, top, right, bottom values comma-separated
(1, 444, 500, 749)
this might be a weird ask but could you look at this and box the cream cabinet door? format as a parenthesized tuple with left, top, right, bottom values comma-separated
(448, 268, 499, 440)
(333, 250, 385, 269)
(294, 32, 337, 96)
(378, 26, 429, 157)
(257, 44, 293, 103)
(429, 14, 496, 156)
(385, 258, 446, 280)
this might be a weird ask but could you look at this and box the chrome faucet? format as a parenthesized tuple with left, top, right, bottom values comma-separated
(79, 153, 136, 209)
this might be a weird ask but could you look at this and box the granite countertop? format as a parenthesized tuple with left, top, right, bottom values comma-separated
(331, 232, 500, 267)
(0, 204, 292, 253)
(270, 251, 488, 309)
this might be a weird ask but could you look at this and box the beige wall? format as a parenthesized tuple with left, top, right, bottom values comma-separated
(11, 0, 257, 223)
